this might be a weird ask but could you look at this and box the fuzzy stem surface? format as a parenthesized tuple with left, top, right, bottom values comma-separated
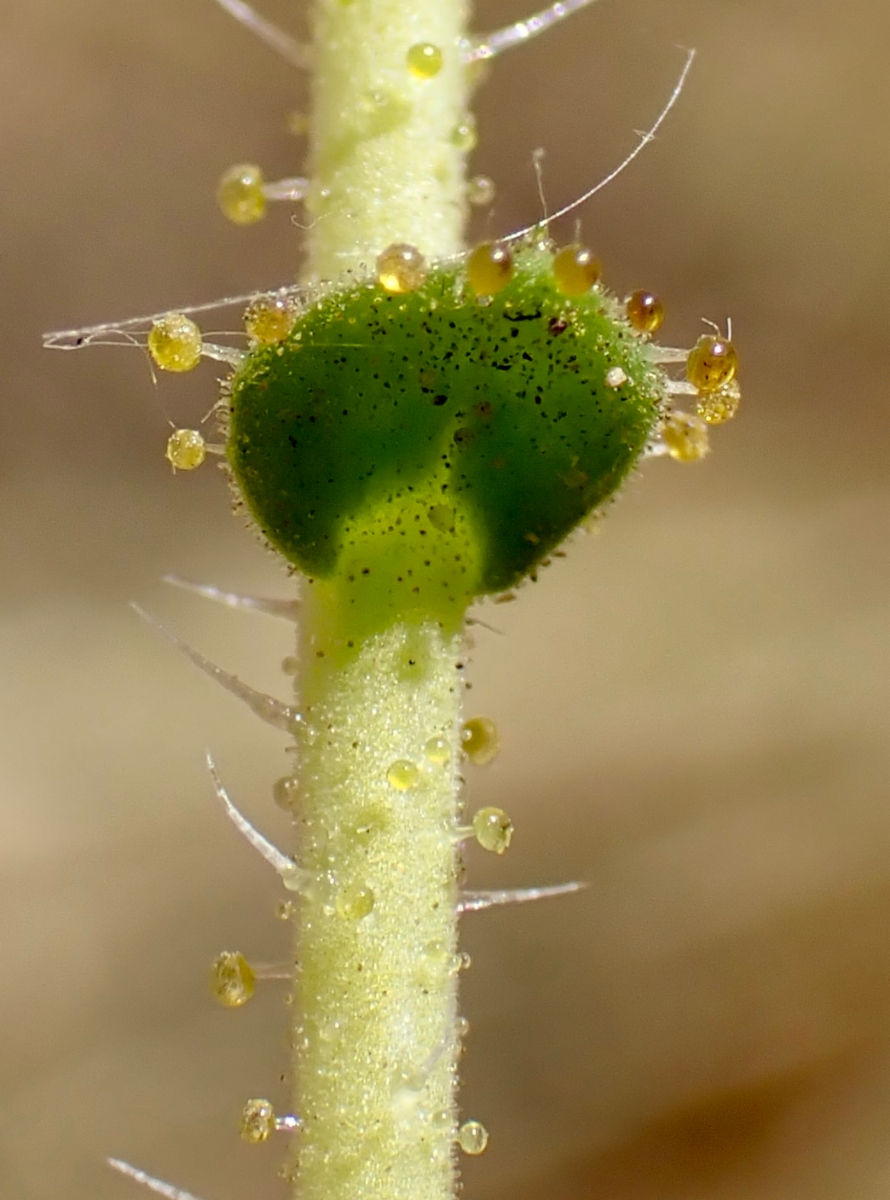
(305, 0, 470, 278)
(293, 4, 473, 1197)
(290, 585, 465, 1200)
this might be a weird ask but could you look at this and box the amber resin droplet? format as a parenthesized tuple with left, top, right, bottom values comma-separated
(210, 951, 255, 1007)
(240, 1098, 275, 1143)
(245, 295, 296, 344)
(461, 717, 500, 766)
(662, 411, 710, 462)
(165, 429, 206, 470)
(148, 313, 203, 373)
(626, 290, 664, 334)
(406, 42, 444, 79)
(686, 334, 738, 392)
(467, 174, 495, 207)
(387, 759, 421, 791)
(472, 806, 513, 854)
(458, 1120, 489, 1155)
(218, 163, 267, 225)
(696, 379, 740, 425)
(376, 243, 428, 294)
(552, 244, 602, 297)
(467, 242, 514, 297)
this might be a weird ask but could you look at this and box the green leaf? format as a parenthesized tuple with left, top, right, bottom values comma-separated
(228, 245, 664, 631)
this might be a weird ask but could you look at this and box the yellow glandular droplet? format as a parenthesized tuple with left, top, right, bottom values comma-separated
(461, 717, 499, 766)
(626, 289, 664, 334)
(165, 429, 206, 470)
(662, 411, 710, 462)
(696, 379, 740, 425)
(467, 174, 495, 207)
(424, 735, 450, 764)
(458, 1120, 489, 1155)
(335, 884, 375, 920)
(218, 163, 267, 225)
(387, 759, 420, 791)
(245, 296, 296, 344)
(451, 115, 477, 152)
(467, 242, 514, 297)
(552, 244, 602, 296)
(472, 806, 513, 854)
(686, 334, 738, 392)
(240, 1098, 275, 1143)
(406, 42, 443, 79)
(377, 243, 428, 294)
(273, 775, 299, 811)
(148, 313, 203, 372)
(210, 951, 255, 1007)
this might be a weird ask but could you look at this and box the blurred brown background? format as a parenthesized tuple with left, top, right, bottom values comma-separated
(2, 0, 888, 1197)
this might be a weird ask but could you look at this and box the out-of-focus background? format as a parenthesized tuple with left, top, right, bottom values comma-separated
(2, 0, 888, 1197)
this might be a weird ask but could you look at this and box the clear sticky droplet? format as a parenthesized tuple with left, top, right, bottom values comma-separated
(240, 1098, 276, 1143)
(424, 939, 450, 965)
(458, 1119, 489, 1155)
(472, 806, 513, 854)
(281, 655, 300, 675)
(424, 735, 450, 765)
(461, 717, 500, 766)
(273, 775, 299, 811)
(455, 951, 472, 972)
(451, 114, 478, 151)
(210, 951, 255, 1007)
(334, 884, 375, 921)
(276, 900, 295, 921)
(148, 313, 202, 372)
(165, 428, 206, 470)
(467, 174, 495, 207)
(387, 759, 420, 791)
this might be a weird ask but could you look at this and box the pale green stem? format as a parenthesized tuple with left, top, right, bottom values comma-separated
(290, 587, 466, 1200)
(305, 0, 470, 278)
(291, 5, 473, 1197)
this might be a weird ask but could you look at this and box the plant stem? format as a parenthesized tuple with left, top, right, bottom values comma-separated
(291, 5, 473, 1196)
(290, 585, 465, 1200)
(305, 0, 470, 278)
